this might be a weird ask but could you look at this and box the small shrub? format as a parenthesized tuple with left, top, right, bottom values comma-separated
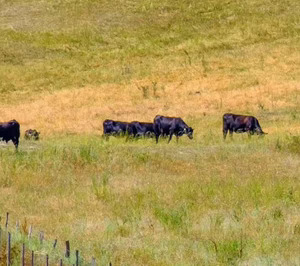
(137, 82, 165, 99)
(275, 138, 282, 150)
(137, 85, 150, 99)
(294, 224, 300, 235)
(91, 173, 112, 202)
(272, 208, 283, 220)
(217, 239, 242, 264)
(153, 204, 188, 232)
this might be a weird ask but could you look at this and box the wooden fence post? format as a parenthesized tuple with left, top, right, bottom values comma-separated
(28, 225, 32, 239)
(39, 231, 44, 245)
(53, 239, 57, 248)
(0, 227, 2, 249)
(5, 213, 9, 229)
(16, 221, 20, 232)
(46, 254, 49, 266)
(65, 241, 70, 258)
(60, 258, 63, 266)
(7, 232, 11, 266)
(91, 257, 96, 266)
(31, 250, 34, 266)
(21, 243, 25, 266)
(75, 250, 79, 266)
(0, 227, 2, 263)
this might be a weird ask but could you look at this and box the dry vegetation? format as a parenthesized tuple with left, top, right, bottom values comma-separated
(0, 0, 300, 265)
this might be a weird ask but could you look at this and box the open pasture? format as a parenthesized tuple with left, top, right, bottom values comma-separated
(0, 0, 300, 264)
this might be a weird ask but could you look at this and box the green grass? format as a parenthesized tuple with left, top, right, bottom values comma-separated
(0, 131, 299, 264)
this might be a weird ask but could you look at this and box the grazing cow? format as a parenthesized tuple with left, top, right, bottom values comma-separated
(25, 129, 40, 140)
(127, 122, 155, 138)
(102, 119, 130, 139)
(0, 119, 20, 149)
(223, 113, 267, 139)
(154, 115, 194, 143)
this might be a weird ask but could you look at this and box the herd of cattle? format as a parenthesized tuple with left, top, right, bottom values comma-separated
(103, 113, 266, 142)
(103, 115, 194, 143)
(0, 113, 266, 150)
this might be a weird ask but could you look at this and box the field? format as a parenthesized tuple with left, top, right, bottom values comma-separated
(0, 0, 300, 265)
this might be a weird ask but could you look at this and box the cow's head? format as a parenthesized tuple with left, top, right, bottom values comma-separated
(255, 127, 267, 136)
(257, 130, 268, 136)
(184, 127, 194, 139)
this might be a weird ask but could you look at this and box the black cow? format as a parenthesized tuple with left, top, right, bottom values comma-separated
(154, 115, 194, 143)
(25, 129, 40, 140)
(223, 113, 267, 139)
(0, 119, 20, 149)
(103, 119, 130, 139)
(127, 122, 155, 138)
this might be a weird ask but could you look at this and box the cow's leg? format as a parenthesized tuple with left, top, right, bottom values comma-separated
(168, 132, 174, 143)
(102, 134, 109, 141)
(229, 130, 233, 139)
(154, 124, 160, 144)
(223, 129, 228, 140)
(155, 133, 159, 143)
(176, 135, 179, 143)
(247, 129, 254, 138)
(12, 138, 19, 149)
(168, 128, 175, 143)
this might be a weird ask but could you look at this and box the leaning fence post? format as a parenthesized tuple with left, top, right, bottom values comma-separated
(7, 232, 11, 266)
(75, 250, 79, 266)
(65, 241, 70, 258)
(31, 250, 34, 266)
(5, 213, 9, 229)
(53, 239, 57, 248)
(21, 243, 25, 266)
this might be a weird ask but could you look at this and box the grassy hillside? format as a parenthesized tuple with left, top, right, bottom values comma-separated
(0, 0, 299, 102)
(0, 0, 299, 265)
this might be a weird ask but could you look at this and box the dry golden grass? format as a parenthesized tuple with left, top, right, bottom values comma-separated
(1, 70, 299, 137)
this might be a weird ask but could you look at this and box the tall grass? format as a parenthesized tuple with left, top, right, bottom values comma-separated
(0, 134, 299, 264)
